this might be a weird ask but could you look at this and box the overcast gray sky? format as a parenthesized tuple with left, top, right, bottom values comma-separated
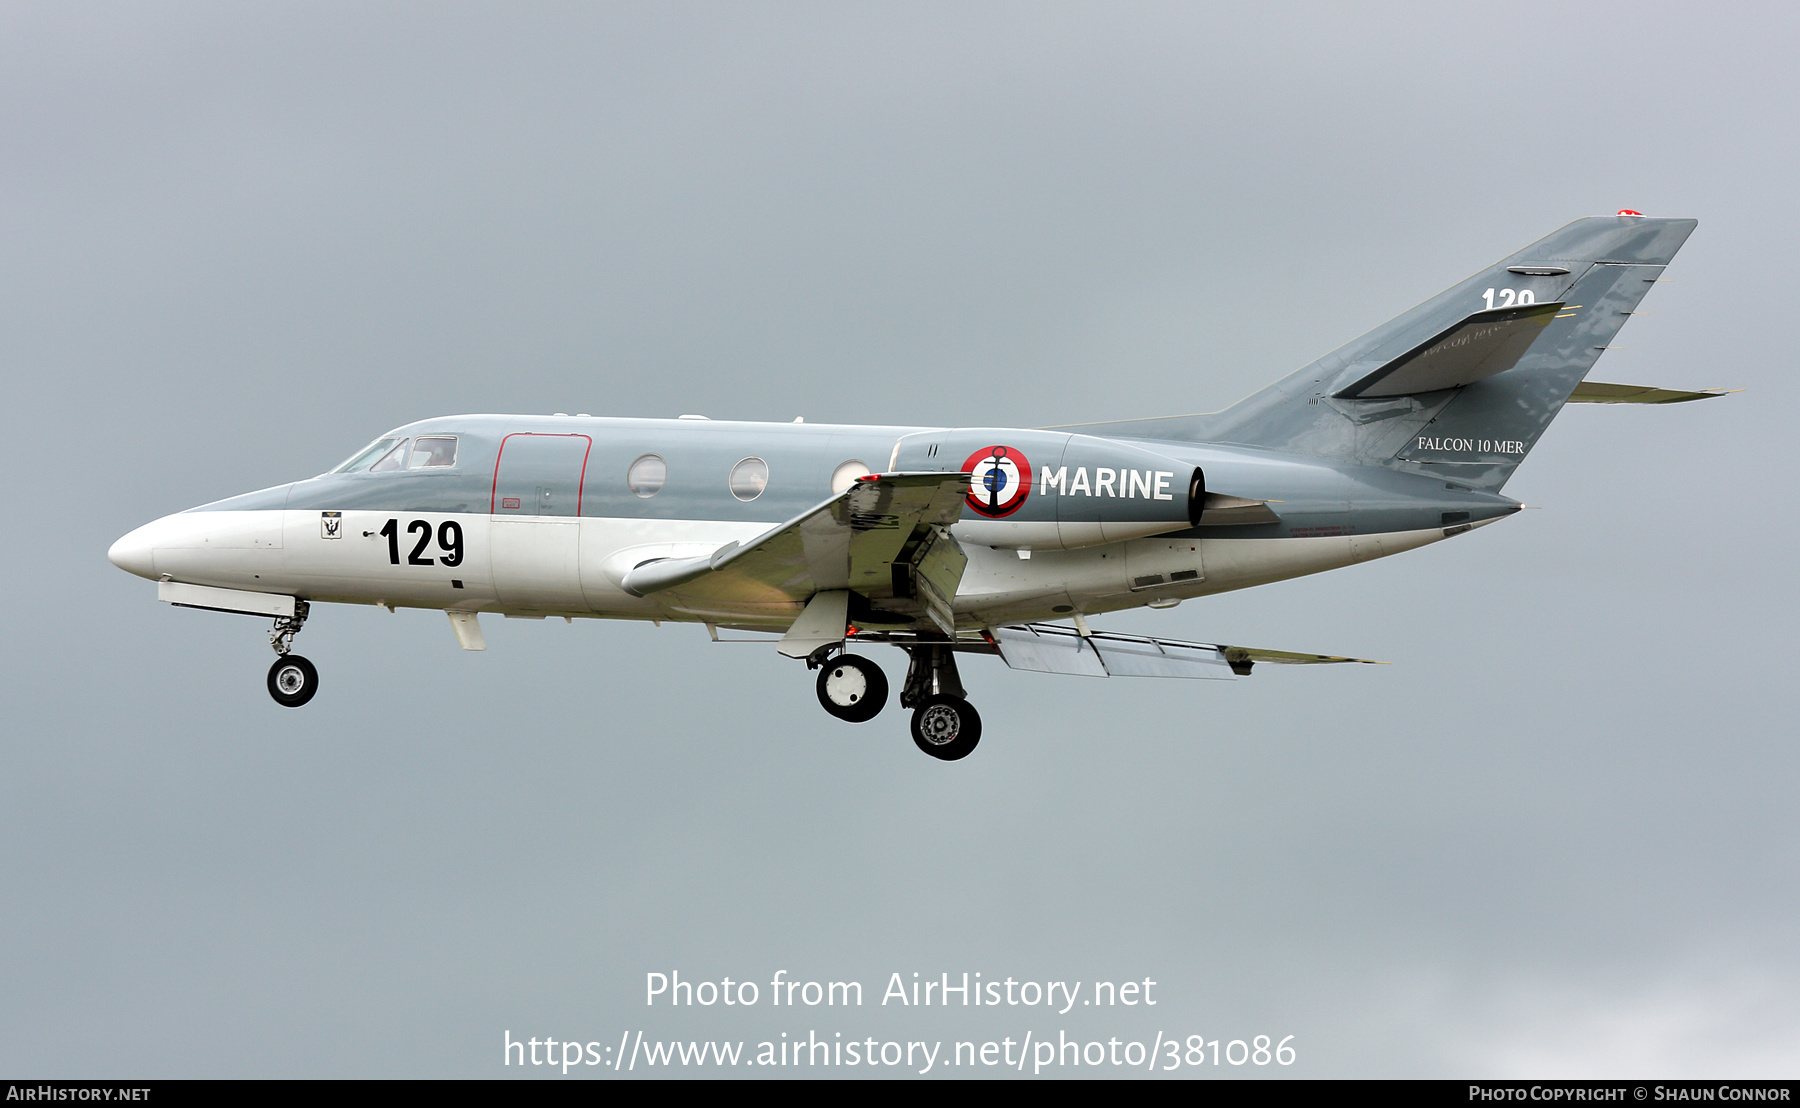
(2, 1, 1795, 1078)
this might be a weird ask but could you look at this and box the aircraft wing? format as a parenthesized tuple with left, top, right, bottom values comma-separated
(621, 471, 972, 627)
(984, 622, 1386, 679)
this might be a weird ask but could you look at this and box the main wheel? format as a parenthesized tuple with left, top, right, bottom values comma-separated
(909, 695, 981, 760)
(267, 654, 319, 708)
(815, 654, 888, 723)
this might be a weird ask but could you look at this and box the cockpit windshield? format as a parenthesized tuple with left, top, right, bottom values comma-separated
(328, 434, 460, 475)
(369, 440, 410, 472)
(331, 437, 402, 474)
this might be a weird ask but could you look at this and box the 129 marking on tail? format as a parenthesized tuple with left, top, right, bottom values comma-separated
(1481, 288, 1537, 309)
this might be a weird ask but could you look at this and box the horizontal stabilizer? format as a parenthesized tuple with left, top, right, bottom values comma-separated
(1335, 301, 1564, 399)
(986, 623, 1384, 680)
(1566, 381, 1738, 404)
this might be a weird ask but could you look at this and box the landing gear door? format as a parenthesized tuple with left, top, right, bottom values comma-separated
(910, 526, 967, 634)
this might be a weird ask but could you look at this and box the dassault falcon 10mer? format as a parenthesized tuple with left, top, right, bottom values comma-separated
(109, 214, 1727, 760)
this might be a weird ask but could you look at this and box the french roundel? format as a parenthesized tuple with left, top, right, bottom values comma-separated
(962, 445, 1032, 518)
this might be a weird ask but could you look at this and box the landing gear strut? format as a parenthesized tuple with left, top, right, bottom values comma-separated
(266, 600, 319, 708)
(900, 642, 981, 760)
(815, 652, 888, 723)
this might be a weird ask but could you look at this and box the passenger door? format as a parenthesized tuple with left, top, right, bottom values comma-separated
(489, 433, 591, 611)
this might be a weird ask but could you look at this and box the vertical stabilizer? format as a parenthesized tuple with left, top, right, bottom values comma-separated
(1073, 215, 1696, 491)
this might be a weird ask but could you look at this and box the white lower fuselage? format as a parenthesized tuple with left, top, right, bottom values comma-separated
(109, 507, 1457, 629)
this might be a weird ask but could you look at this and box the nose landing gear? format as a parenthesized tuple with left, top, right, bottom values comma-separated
(266, 600, 318, 708)
(267, 654, 319, 708)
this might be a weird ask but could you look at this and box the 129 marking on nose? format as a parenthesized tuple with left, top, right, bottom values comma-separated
(377, 518, 465, 567)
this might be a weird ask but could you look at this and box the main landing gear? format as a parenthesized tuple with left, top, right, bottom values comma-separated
(815, 654, 888, 723)
(900, 642, 980, 761)
(266, 601, 318, 708)
(908, 694, 981, 761)
(810, 641, 982, 760)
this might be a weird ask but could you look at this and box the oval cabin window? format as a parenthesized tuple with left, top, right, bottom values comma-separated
(830, 459, 870, 494)
(627, 454, 666, 498)
(729, 457, 769, 501)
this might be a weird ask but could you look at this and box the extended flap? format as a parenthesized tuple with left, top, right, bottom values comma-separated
(988, 622, 1384, 679)
(988, 624, 1235, 680)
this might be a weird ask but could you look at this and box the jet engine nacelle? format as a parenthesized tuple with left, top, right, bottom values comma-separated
(890, 429, 1200, 551)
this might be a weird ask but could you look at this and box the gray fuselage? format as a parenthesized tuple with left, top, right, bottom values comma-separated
(108, 413, 1519, 631)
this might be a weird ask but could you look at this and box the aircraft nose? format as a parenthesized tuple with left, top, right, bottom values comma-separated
(108, 524, 157, 580)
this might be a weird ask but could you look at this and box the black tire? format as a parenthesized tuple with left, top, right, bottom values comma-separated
(815, 654, 887, 723)
(910, 695, 982, 760)
(267, 654, 319, 708)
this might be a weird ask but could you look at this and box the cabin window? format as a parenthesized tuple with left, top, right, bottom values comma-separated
(408, 436, 459, 468)
(332, 437, 402, 474)
(627, 454, 667, 498)
(369, 439, 411, 472)
(729, 457, 768, 501)
(830, 459, 870, 494)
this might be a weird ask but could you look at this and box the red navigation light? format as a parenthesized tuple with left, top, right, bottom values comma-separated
(1617, 209, 1644, 217)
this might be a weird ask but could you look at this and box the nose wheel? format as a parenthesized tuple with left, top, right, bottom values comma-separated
(815, 654, 888, 723)
(910, 694, 981, 760)
(267, 654, 319, 708)
(265, 600, 319, 707)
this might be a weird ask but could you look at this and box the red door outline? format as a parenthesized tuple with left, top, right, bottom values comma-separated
(490, 433, 594, 515)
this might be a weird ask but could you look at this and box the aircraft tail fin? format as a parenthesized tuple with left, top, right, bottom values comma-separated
(1074, 215, 1698, 491)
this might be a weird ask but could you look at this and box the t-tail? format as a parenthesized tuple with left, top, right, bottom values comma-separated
(1081, 214, 1700, 491)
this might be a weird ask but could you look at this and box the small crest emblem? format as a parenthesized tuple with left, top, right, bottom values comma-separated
(320, 511, 342, 539)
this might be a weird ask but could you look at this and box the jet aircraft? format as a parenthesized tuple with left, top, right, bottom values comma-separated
(109, 214, 1726, 760)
